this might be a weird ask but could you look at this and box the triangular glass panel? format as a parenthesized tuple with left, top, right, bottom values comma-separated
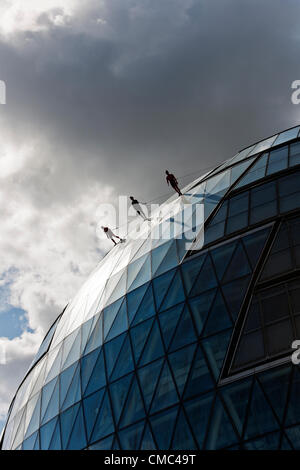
(211, 241, 236, 281)
(22, 431, 38, 450)
(171, 407, 197, 450)
(158, 303, 185, 350)
(242, 431, 280, 450)
(169, 305, 197, 352)
(41, 378, 57, 425)
(139, 320, 165, 366)
(221, 275, 250, 322)
(257, 365, 291, 423)
(137, 359, 164, 411)
(205, 395, 239, 449)
(190, 255, 218, 297)
(106, 298, 128, 341)
(168, 343, 196, 396)
(154, 241, 178, 277)
(84, 313, 103, 355)
(67, 405, 87, 450)
(280, 434, 293, 450)
(88, 434, 114, 450)
(59, 362, 77, 407)
(140, 422, 156, 450)
(131, 283, 156, 326)
(244, 380, 279, 439)
(152, 269, 176, 311)
(103, 297, 123, 340)
(40, 416, 57, 450)
(284, 367, 300, 426)
(63, 340, 80, 375)
(151, 240, 174, 276)
(41, 378, 59, 425)
(150, 406, 179, 450)
(223, 242, 251, 283)
(61, 328, 81, 372)
(90, 392, 114, 445)
(83, 388, 105, 440)
(44, 345, 63, 384)
(60, 403, 80, 450)
(181, 254, 206, 295)
(127, 282, 149, 324)
(242, 227, 270, 269)
(61, 363, 81, 412)
(150, 361, 179, 414)
(203, 289, 233, 336)
(118, 420, 145, 450)
(81, 347, 101, 396)
(109, 373, 133, 425)
(85, 349, 106, 397)
(49, 418, 62, 450)
(160, 270, 185, 311)
(219, 376, 253, 436)
(104, 332, 126, 378)
(106, 269, 127, 305)
(129, 254, 152, 292)
(119, 376, 146, 428)
(202, 329, 232, 381)
(24, 393, 41, 439)
(130, 317, 155, 364)
(284, 425, 300, 449)
(188, 289, 216, 336)
(184, 345, 214, 399)
(80, 316, 94, 355)
(127, 254, 149, 290)
(110, 334, 134, 381)
(235, 153, 268, 189)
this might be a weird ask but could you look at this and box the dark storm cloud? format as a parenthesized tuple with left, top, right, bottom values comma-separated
(0, 0, 300, 202)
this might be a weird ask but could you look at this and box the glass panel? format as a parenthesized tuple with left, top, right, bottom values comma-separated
(290, 141, 300, 167)
(109, 374, 133, 425)
(150, 406, 178, 450)
(184, 392, 214, 449)
(248, 135, 278, 156)
(235, 153, 268, 189)
(266, 146, 288, 175)
(205, 395, 239, 449)
(273, 127, 300, 146)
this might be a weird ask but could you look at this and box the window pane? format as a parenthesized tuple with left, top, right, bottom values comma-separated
(267, 146, 288, 175)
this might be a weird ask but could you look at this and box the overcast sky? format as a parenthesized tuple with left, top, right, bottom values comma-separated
(0, 0, 300, 434)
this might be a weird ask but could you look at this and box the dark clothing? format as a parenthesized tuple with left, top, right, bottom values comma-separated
(166, 173, 178, 186)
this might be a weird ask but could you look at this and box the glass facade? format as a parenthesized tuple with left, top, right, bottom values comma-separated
(1, 125, 300, 450)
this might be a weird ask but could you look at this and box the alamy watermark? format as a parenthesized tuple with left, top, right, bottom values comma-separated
(95, 196, 205, 250)
(0, 80, 6, 104)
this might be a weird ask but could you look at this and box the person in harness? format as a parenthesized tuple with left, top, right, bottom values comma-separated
(101, 226, 124, 246)
(165, 170, 183, 196)
(130, 196, 151, 221)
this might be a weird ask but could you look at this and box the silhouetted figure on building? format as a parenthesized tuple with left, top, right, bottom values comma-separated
(101, 226, 124, 246)
(165, 170, 182, 196)
(130, 196, 151, 221)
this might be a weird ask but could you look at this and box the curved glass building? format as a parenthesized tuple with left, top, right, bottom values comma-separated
(2, 125, 300, 450)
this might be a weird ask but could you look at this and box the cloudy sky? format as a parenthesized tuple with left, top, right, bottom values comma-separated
(0, 0, 300, 433)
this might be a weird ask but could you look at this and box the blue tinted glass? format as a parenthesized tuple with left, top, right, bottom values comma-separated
(150, 406, 179, 450)
(137, 359, 164, 412)
(273, 127, 299, 146)
(190, 255, 218, 297)
(258, 365, 291, 422)
(236, 153, 268, 189)
(160, 270, 185, 311)
(223, 243, 251, 282)
(106, 298, 128, 341)
(267, 146, 288, 175)
(184, 392, 214, 449)
(139, 321, 164, 366)
(181, 254, 206, 295)
(59, 362, 77, 407)
(90, 392, 114, 444)
(168, 344, 196, 396)
(228, 192, 249, 217)
(205, 395, 239, 449)
(169, 305, 197, 351)
(202, 329, 232, 380)
(109, 374, 133, 425)
(84, 349, 106, 397)
(84, 314, 103, 355)
(159, 303, 184, 349)
(61, 363, 81, 411)
(132, 283, 156, 326)
(60, 403, 80, 449)
(130, 317, 154, 363)
(119, 376, 146, 428)
(81, 347, 100, 395)
(83, 388, 105, 440)
(211, 241, 236, 281)
(127, 283, 149, 324)
(203, 290, 233, 336)
(244, 381, 279, 439)
(118, 420, 145, 450)
(104, 333, 126, 378)
(188, 290, 216, 336)
(150, 362, 179, 414)
(110, 335, 134, 381)
(171, 407, 197, 450)
(67, 405, 87, 450)
(290, 141, 300, 167)
(40, 417, 57, 450)
(140, 423, 156, 450)
(152, 269, 176, 310)
(220, 377, 253, 435)
(103, 298, 123, 340)
(222, 275, 250, 321)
